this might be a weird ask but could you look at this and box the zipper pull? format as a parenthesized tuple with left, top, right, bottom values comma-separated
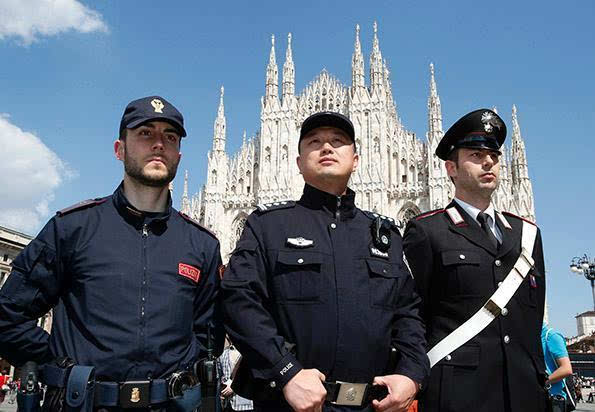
(142, 224, 148, 237)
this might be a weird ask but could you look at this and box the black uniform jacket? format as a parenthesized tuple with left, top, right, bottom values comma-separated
(403, 200, 547, 412)
(221, 184, 429, 404)
(0, 183, 223, 381)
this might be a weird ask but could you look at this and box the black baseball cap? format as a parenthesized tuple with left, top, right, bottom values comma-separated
(299, 112, 355, 147)
(119, 96, 187, 137)
(436, 108, 506, 160)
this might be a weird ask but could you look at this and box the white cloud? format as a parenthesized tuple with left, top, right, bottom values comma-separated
(0, 114, 76, 234)
(0, 0, 108, 45)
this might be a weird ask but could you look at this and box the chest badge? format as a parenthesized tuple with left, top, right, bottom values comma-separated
(371, 217, 391, 252)
(179, 263, 200, 283)
(286, 237, 314, 248)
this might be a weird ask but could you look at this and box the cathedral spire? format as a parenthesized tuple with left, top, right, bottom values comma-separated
(427, 63, 443, 142)
(282, 33, 295, 101)
(265, 34, 279, 103)
(181, 170, 190, 213)
(213, 86, 226, 152)
(351, 24, 365, 92)
(509, 104, 535, 220)
(369, 21, 384, 93)
(510, 104, 528, 180)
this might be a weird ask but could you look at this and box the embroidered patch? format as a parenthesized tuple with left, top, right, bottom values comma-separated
(286, 237, 314, 248)
(370, 247, 389, 259)
(179, 263, 200, 283)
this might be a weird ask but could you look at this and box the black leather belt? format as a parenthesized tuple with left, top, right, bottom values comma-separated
(323, 381, 388, 406)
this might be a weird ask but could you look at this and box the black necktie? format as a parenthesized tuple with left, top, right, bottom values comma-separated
(477, 212, 499, 249)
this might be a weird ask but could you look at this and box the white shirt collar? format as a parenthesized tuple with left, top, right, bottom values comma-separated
(453, 197, 503, 242)
(453, 197, 496, 225)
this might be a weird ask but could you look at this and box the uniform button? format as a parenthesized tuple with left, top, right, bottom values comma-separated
(445, 354, 452, 361)
(497, 282, 503, 287)
(270, 381, 276, 388)
(297, 258, 304, 264)
(141, 297, 146, 302)
(495, 260, 502, 267)
(504, 335, 510, 344)
(330, 223, 337, 229)
(459, 254, 466, 260)
(501, 308, 509, 316)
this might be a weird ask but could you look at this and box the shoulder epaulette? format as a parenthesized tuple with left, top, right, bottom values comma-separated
(255, 200, 295, 213)
(502, 211, 537, 226)
(56, 197, 108, 217)
(415, 209, 445, 221)
(179, 212, 218, 239)
(362, 211, 400, 228)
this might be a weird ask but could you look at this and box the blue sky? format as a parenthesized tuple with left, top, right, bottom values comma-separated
(1, 0, 594, 337)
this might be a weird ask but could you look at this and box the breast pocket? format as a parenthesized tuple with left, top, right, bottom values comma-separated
(366, 259, 403, 310)
(441, 250, 482, 297)
(273, 250, 325, 303)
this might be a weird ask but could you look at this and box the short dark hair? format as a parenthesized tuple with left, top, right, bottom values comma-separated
(446, 148, 459, 184)
(119, 128, 127, 141)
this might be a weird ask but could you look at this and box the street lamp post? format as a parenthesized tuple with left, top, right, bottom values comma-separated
(570, 255, 595, 311)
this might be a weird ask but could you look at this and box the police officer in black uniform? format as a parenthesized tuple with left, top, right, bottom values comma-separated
(403, 109, 547, 411)
(221, 112, 429, 412)
(0, 96, 224, 411)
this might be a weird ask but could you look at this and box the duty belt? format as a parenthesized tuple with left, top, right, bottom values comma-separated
(42, 364, 198, 408)
(323, 381, 388, 406)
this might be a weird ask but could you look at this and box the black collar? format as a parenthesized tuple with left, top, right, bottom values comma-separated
(112, 182, 172, 229)
(299, 183, 357, 220)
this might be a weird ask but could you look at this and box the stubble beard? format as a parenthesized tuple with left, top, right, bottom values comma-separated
(124, 151, 178, 188)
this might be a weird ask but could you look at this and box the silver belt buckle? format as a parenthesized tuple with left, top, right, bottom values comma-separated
(333, 381, 367, 406)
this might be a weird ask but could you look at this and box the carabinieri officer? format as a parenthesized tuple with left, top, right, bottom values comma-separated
(222, 112, 429, 412)
(404, 109, 547, 412)
(0, 96, 224, 411)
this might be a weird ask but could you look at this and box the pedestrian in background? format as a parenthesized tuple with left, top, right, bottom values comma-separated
(542, 322, 575, 411)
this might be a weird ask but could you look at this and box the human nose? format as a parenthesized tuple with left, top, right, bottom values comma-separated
(151, 133, 166, 150)
(320, 141, 334, 154)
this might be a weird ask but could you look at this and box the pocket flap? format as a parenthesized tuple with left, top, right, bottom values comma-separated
(441, 250, 480, 266)
(442, 343, 481, 367)
(366, 259, 397, 278)
(276, 250, 324, 266)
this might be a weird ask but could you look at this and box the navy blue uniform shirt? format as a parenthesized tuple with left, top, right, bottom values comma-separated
(222, 184, 429, 401)
(0, 183, 223, 381)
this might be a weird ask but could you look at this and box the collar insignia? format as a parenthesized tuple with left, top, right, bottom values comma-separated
(151, 98, 164, 113)
(497, 212, 512, 230)
(370, 247, 389, 259)
(286, 237, 314, 248)
(446, 207, 465, 225)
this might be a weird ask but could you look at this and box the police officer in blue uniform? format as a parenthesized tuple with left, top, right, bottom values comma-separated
(403, 109, 547, 411)
(221, 112, 429, 412)
(0, 96, 224, 411)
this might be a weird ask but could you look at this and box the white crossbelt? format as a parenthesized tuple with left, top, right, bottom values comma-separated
(427, 220, 538, 368)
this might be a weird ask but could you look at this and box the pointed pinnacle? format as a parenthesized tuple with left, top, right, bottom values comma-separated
(356, 24, 360, 36)
(512, 104, 517, 115)
(373, 21, 378, 34)
(271, 34, 275, 47)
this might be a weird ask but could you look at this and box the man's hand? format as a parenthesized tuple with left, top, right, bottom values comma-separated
(371, 374, 418, 412)
(221, 384, 234, 397)
(282, 368, 327, 412)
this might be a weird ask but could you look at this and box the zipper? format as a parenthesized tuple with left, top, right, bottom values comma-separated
(140, 223, 148, 358)
(336, 196, 341, 220)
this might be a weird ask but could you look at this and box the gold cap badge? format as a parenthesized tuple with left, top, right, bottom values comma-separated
(151, 99, 164, 113)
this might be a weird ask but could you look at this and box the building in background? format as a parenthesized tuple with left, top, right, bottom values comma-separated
(182, 23, 536, 260)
